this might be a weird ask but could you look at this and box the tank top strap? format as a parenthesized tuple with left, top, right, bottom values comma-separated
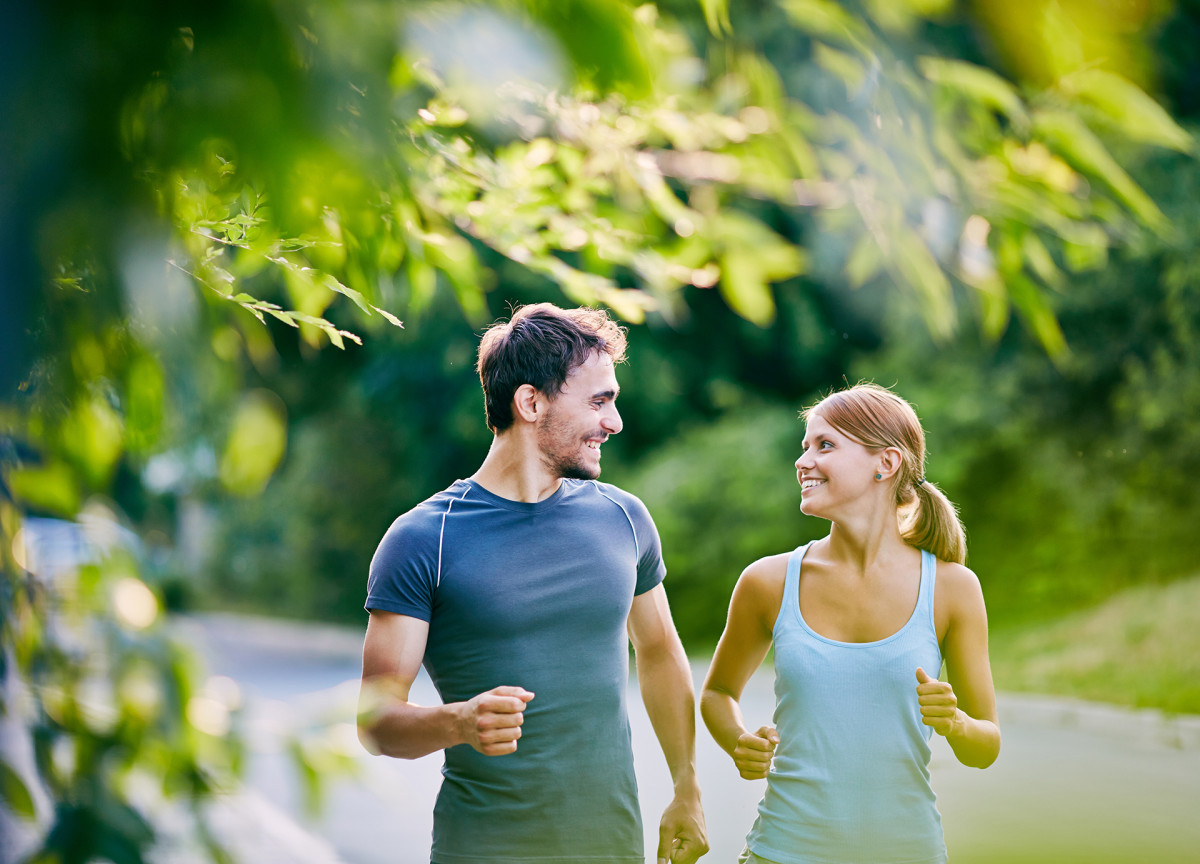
(777, 543, 811, 634)
(919, 547, 937, 633)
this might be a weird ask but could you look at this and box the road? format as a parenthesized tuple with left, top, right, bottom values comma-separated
(183, 614, 1200, 864)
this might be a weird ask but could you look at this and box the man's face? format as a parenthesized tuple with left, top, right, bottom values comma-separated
(537, 352, 623, 480)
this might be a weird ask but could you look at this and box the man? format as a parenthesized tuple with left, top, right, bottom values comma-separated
(357, 303, 707, 864)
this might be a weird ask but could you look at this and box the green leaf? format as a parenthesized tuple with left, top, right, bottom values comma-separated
(595, 285, 654, 324)
(976, 284, 1010, 343)
(1009, 271, 1068, 361)
(1060, 223, 1109, 272)
(320, 274, 371, 314)
(918, 57, 1028, 127)
(1061, 69, 1194, 154)
(262, 307, 299, 327)
(720, 250, 777, 326)
(219, 390, 287, 496)
(699, 0, 731, 36)
(7, 463, 81, 516)
(814, 44, 867, 94)
(59, 395, 124, 489)
(1034, 110, 1168, 233)
(1021, 232, 1065, 292)
(778, 0, 872, 52)
(239, 302, 266, 324)
(370, 305, 405, 328)
(0, 759, 37, 821)
(891, 226, 956, 337)
(124, 352, 165, 456)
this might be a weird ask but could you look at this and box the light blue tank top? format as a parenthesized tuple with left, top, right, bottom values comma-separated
(746, 542, 947, 864)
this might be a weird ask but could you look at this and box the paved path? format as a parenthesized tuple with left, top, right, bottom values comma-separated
(182, 614, 1200, 864)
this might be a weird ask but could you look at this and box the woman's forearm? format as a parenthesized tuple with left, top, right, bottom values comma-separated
(945, 711, 1001, 768)
(700, 687, 748, 757)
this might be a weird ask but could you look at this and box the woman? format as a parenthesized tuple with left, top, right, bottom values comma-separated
(701, 383, 1000, 864)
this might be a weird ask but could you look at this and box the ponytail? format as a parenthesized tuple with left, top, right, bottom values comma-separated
(900, 480, 966, 565)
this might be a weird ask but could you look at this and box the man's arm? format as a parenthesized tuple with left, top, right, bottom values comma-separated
(357, 610, 533, 759)
(627, 584, 708, 864)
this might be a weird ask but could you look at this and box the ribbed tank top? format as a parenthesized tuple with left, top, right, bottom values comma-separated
(746, 542, 947, 864)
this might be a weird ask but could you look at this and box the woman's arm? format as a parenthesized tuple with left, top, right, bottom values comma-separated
(919, 563, 1001, 769)
(700, 556, 785, 779)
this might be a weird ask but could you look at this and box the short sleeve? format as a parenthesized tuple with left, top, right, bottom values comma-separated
(364, 510, 440, 620)
(623, 492, 667, 596)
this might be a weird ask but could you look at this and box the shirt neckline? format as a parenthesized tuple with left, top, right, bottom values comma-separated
(790, 542, 929, 648)
(460, 477, 572, 513)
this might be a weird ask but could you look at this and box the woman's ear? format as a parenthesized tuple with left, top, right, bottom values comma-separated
(512, 384, 541, 424)
(877, 446, 903, 481)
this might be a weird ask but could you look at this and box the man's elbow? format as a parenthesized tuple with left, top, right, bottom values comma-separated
(358, 723, 423, 759)
(357, 721, 384, 756)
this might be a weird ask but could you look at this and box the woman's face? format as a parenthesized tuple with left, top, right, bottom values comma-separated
(795, 413, 879, 518)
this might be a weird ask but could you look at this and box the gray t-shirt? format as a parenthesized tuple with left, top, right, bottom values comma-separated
(365, 478, 666, 864)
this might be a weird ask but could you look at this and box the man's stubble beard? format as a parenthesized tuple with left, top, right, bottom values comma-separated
(537, 410, 601, 481)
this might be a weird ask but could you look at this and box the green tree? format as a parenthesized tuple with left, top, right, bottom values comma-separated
(2, 0, 1194, 859)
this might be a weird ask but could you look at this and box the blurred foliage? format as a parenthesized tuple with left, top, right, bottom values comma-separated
(627, 128, 1200, 649)
(2, 0, 1199, 860)
(850, 136, 1200, 617)
(1, 505, 248, 862)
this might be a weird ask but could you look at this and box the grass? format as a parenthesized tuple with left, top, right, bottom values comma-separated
(989, 574, 1200, 714)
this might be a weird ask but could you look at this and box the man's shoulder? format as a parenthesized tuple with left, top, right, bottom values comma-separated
(569, 480, 655, 523)
(568, 479, 645, 507)
(379, 480, 473, 542)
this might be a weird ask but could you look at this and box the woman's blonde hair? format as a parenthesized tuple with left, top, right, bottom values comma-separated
(802, 382, 966, 564)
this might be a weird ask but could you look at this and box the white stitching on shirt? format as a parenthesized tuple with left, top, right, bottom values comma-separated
(437, 482, 473, 587)
(590, 480, 639, 559)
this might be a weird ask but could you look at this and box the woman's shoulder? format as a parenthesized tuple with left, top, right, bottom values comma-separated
(729, 551, 792, 630)
(734, 551, 791, 598)
(933, 558, 987, 615)
(743, 548, 797, 582)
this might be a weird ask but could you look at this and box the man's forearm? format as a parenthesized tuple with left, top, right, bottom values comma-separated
(359, 697, 465, 760)
(637, 640, 699, 787)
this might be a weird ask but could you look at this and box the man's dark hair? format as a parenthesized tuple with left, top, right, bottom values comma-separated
(476, 303, 628, 433)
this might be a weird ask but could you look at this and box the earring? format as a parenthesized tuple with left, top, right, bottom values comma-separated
(875, 473, 882, 480)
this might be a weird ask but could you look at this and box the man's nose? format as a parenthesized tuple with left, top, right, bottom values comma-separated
(603, 406, 623, 435)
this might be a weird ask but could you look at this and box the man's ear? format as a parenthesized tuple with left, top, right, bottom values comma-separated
(512, 384, 541, 424)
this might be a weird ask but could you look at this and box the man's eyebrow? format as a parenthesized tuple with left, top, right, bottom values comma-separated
(592, 388, 619, 400)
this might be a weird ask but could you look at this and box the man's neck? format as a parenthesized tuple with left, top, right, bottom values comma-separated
(471, 434, 562, 503)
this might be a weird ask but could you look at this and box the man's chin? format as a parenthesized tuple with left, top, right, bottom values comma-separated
(558, 462, 600, 481)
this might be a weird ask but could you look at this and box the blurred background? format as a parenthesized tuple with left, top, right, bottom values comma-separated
(2, 0, 1199, 861)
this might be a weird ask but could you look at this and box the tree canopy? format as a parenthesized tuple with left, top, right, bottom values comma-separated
(3, 1, 1198, 860)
